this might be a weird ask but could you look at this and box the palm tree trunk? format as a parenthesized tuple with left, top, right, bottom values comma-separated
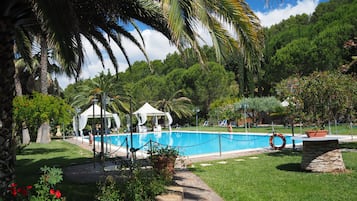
(0, 18, 16, 197)
(14, 65, 23, 96)
(40, 34, 48, 94)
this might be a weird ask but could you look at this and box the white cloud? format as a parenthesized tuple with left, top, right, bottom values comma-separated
(57, 0, 321, 89)
(255, 0, 319, 27)
(56, 30, 177, 88)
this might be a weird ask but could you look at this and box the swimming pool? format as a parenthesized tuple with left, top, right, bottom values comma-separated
(95, 131, 298, 157)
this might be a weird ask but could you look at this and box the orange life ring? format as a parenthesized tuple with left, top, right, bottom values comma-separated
(269, 133, 286, 150)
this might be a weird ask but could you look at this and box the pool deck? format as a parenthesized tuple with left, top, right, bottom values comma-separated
(63, 134, 357, 201)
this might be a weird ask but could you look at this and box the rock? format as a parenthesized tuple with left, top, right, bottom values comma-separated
(22, 128, 30, 144)
(301, 140, 346, 173)
(36, 122, 51, 143)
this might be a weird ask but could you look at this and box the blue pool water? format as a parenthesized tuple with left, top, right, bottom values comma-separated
(94, 131, 299, 156)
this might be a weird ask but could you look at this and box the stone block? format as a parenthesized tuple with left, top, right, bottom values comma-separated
(301, 140, 346, 173)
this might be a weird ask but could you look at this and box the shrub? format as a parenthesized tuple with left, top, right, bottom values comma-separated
(96, 176, 121, 201)
(96, 168, 168, 201)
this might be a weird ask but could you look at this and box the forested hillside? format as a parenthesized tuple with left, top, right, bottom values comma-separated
(260, 0, 356, 94)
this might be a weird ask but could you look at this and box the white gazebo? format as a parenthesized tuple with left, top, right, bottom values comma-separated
(73, 104, 121, 136)
(133, 102, 173, 132)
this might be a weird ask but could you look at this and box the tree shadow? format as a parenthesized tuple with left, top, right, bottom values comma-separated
(276, 163, 305, 172)
(19, 147, 68, 155)
(340, 142, 357, 149)
(266, 149, 302, 157)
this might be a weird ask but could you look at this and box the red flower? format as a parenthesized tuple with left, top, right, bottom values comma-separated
(50, 189, 56, 195)
(10, 188, 17, 196)
(8, 183, 32, 198)
(18, 187, 28, 196)
(9, 183, 17, 196)
(55, 190, 61, 198)
(50, 189, 61, 199)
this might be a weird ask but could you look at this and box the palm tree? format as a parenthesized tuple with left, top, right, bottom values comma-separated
(71, 71, 134, 115)
(0, 0, 110, 194)
(1, 0, 263, 196)
(157, 0, 263, 68)
(155, 90, 193, 120)
(39, 34, 49, 94)
(14, 43, 63, 96)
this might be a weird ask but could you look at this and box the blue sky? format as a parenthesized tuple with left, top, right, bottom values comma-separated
(56, 0, 327, 89)
(247, 0, 328, 12)
(247, 0, 301, 11)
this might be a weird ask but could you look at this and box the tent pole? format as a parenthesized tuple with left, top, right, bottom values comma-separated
(92, 98, 97, 168)
(100, 93, 105, 161)
(129, 97, 134, 163)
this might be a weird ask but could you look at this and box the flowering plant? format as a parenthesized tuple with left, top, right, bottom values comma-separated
(7, 183, 33, 200)
(4, 166, 64, 201)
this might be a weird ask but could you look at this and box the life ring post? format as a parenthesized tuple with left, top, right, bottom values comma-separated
(269, 133, 286, 150)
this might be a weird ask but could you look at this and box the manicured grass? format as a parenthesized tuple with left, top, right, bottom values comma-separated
(191, 145, 357, 201)
(15, 140, 96, 201)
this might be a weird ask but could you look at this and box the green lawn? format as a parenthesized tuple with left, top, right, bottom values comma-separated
(191, 144, 357, 201)
(15, 140, 96, 201)
(15, 139, 357, 201)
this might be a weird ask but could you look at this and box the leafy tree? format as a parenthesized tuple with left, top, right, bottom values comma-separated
(260, 0, 357, 95)
(235, 97, 283, 126)
(276, 71, 357, 129)
(13, 92, 73, 141)
(224, 53, 257, 97)
(183, 62, 238, 115)
(123, 61, 154, 83)
(164, 68, 187, 94)
(310, 23, 355, 71)
(162, 52, 187, 73)
(131, 75, 167, 103)
(208, 97, 241, 125)
(341, 37, 357, 73)
(270, 38, 314, 78)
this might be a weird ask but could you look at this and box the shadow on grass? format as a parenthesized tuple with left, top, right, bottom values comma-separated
(340, 142, 357, 149)
(16, 156, 95, 201)
(266, 149, 302, 157)
(16, 156, 93, 182)
(187, 167, 206, 173)
(276, 163, 304, 172)
(14, 141, 96, 201)
(19, 147, 69, 155)
(266, 150, 306, 172)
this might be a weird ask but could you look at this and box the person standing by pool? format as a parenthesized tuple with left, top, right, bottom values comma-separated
(227, 120, 233, 132)
(89, 130, 93, 145)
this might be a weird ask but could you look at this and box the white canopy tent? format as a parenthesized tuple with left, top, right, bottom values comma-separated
(133, 102, 173, 132)
(73, 104, 121, 136)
